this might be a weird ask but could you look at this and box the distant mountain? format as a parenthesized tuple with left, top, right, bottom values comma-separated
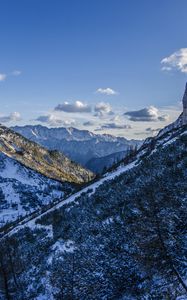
(1, 84, 187, 299)
(1, 118, 187, 299)
(85, 150, 127, 173)
(12, 125, 141, 166)
(0, 125, 94, 184)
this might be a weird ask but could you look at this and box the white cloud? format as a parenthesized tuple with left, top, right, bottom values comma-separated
(96, 88, 118, 95)
(124, 106, 169, 122)
(55, 101, 91, 113)
(157, 114, 169, 122)
(145, 127, 161, 135)
(111, 115, 120, 121)
(11, 112, 21, 121)
(83, 121, 95, 126)
(35, 113, 76, 127)
(0, 112, 21, 123)
(0, 74, 7, 81)
(135, 127, 161, 136)
(96, 122, 132, 131)
(161, 48, 187, 73)
(0, 70, 21, 82)
(12, 70, 22, 76)
(161, 66, 172, 71)
(94, 102, 114, 117)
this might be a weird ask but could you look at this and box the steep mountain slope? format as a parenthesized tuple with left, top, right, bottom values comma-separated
(12, 125, 141, 166)
(0, 152, 74, 228)
(0, 124, 94, 184)
(1, 120, 187, 299)
(85, 150, 127, 174)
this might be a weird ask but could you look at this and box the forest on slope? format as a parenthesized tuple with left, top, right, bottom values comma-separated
(0, 125, 187, 299)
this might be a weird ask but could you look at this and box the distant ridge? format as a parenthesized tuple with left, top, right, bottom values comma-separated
(12, 125, 141, 167)
(0, 124, 94, 184)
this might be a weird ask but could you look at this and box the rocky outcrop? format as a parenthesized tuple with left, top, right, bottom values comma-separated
(157, 83, 187, 138)
(182, 82, 187, 124)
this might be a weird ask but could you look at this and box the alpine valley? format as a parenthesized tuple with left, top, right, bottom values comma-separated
(0, 85, 187, 299)
(0, 125, 94, 228)
(12, 125, 141, 173)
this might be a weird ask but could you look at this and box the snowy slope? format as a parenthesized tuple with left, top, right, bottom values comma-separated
(3, 160, 138, 238)
(4, 122, 186, 237)
(1, 123, 187, 300)
(0, 117, 187, 300)
(0, 152, 73, 227)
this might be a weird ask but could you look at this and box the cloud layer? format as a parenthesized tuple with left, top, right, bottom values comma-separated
(0, 112, 21, 123)
(124, 106, 169, 122)
(94, 102, 113, 116)
(0, 70, 21, 82)
(145, 127, 161, 134)
(0, 74, 7, 81)
(83, 121, 95, 126)
(97, 123, 132, 130)
(55, 101, 91, 113)
(12, 70, 22, 76)
(96, 88, 118, 95)
(161, 48, 187, 73)
(35, 113, 75, 126)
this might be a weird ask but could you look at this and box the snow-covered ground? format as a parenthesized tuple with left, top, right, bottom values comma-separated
(0, 157, 43, 186)
(1, 124, 185, 235)
(0, 153, 65, 226)
(2, 160, 138, 238)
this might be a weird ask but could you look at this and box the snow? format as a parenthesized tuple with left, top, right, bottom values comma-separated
(102, 217, 114, 225)
(162, 136, 178, 147)
(52, 239, 76, 253)
(180, 130, 187, 136)
(2, 160, 138, 238)
(1, 121, 183, 235)
(0, 182, 21, 224)
(31, 129, 39, 138)
(0, 153, 65, 226)
(35, 224, 53, 238)
(0, 158, 41, 186)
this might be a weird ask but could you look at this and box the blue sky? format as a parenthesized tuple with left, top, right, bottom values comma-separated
(0, 0, 187, 138)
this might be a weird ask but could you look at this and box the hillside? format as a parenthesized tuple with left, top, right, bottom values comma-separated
(0, 152, 74, 228)
(0, 124, 94, 184)
(12, 125, 141, 167)
(1, 120, 187, 299)
(85, 150, 127, 174)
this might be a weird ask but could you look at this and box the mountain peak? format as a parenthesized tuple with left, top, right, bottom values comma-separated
(182, 82, 187, 124)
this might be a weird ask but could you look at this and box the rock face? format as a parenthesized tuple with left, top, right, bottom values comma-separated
(157, 83, 187, 137)
(182, 82, 187, 124)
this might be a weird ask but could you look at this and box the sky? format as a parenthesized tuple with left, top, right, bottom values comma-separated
(0, 0, 187, 139)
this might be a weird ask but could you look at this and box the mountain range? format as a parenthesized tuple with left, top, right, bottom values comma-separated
(12, 125, 141, 172)
(0, 124, 94, 229)
(0, 112, 187, 299)
(1, 125, 93, 183)
(0, 85, 187, 299)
